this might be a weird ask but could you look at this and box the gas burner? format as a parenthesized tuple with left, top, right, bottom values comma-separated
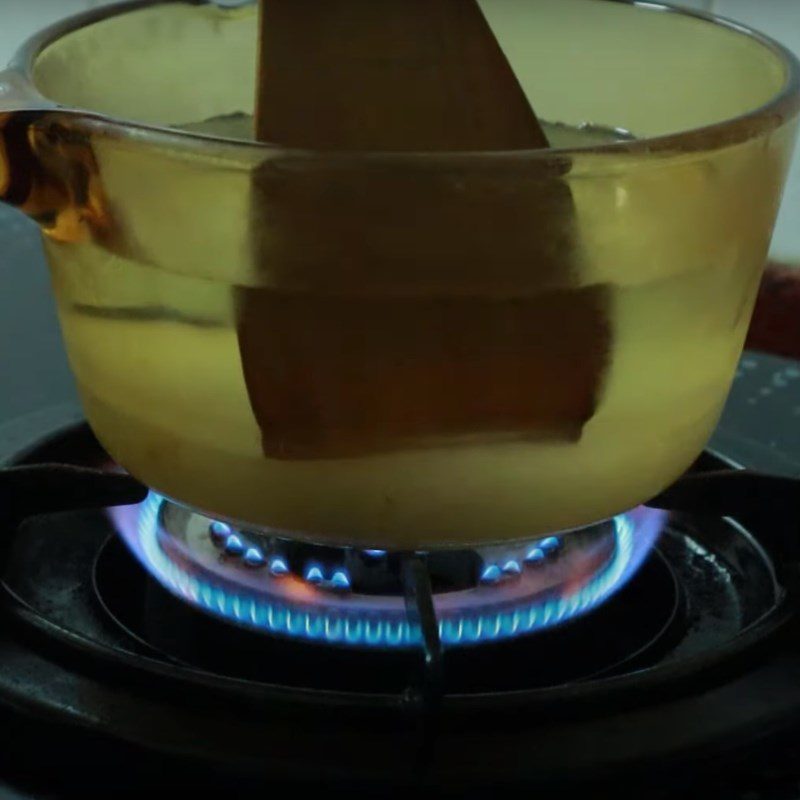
(108, 492, 666, 648)
(3, 420, 800, 790)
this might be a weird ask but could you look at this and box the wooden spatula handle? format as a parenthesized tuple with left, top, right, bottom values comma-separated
(254, 0, 549, 150)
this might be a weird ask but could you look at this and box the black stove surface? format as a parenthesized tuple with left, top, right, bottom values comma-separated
(4, 206, 800, 797)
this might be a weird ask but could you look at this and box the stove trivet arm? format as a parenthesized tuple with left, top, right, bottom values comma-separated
(0, 464, 147, 526)
(402, 555, 444, 708)
(648, 469, 800, 517)
(401, 554, 444, 771)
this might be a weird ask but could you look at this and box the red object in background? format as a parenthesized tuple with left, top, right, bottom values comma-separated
(746, 264, 800, 360)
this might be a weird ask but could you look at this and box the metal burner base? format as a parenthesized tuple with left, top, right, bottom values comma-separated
(109, 491, 664, 649)
(91, 529, 682, 692)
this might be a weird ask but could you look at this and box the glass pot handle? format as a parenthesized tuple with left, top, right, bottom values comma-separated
(0, 68, 102, 241)
(0, 67, 54, 215)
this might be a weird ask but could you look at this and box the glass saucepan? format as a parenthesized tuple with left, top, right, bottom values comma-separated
(0, 0, 798, 548)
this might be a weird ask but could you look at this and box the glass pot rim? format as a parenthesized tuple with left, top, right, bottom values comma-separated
(2, 0, 800, 163)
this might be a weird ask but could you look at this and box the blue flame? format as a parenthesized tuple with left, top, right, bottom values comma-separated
(480, 564, 503, 585)
(223, 534, 245, 556)
(209, 521, 231, 544)
(243, 547, 265, 568)
(330, 570, 351, 590)
(539, 536, 561, 552)
(269, 556, 289, 576)
(304, 564, 325, 584)
(118, 493, 666, 649)
(525, 546, 546, 564)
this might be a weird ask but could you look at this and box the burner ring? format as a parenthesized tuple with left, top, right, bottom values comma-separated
(90, 525, 685, 692)
(112, 492, 667, 649)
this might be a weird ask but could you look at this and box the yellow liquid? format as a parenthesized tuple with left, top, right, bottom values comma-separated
(34, 119, 778, 547)
(0, 0, 791, 547)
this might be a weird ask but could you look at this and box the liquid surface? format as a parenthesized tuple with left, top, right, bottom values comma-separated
(181, 114, 634, 147)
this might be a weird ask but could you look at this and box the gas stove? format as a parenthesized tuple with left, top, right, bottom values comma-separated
(5, 205, 800, 796)
(2, 416, 800, 797)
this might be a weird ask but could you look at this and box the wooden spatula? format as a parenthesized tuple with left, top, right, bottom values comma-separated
(252, 0, 549, 151)
(238, 0, 610, 461)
